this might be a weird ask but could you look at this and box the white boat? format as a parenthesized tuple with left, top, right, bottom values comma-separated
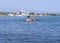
(8, 10, 29, 16)
(8, 14, 14, 16)
(8, 13, 28, 16)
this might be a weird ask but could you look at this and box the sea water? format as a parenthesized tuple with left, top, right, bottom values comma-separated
(0, 16, 60, 43)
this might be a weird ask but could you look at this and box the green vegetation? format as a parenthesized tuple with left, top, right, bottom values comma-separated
(29, 12, 35, 16)
(46, 13, 58, 16)
(0, 12, 12, 16)
(0, 12, 7, 16)
(29, 12, 60, 16)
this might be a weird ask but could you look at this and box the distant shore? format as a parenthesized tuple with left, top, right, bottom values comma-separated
(0, 12, 60, 16)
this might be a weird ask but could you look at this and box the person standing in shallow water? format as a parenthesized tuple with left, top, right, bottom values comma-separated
(26, 16, 31, 22)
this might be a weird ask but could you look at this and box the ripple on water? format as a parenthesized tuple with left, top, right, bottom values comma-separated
(0, 16, 60, 43)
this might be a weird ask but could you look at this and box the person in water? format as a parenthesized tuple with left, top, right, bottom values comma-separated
(31, 18, 35, 21)
(26, 16, 31, 22)
(26, 16, 35, 22)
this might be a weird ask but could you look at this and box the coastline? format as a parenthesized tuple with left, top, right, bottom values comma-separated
(0, 12, 60, 16)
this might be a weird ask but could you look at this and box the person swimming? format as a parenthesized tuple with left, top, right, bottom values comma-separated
(31, 18, 35, 21)
(26, 16, 35, 22)
(26, 16, 31, 22)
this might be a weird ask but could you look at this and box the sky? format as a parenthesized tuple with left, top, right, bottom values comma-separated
(0, 0, 60, 13)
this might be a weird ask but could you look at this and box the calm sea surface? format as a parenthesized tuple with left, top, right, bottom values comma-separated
(0, 16, 60, 43)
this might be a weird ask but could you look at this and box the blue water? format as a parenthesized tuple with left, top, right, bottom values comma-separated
(0, 16, 60, 43)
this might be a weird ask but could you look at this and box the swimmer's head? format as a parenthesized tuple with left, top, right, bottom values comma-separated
(31, 18, 35, 21)
(28, 16, 30, 18)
